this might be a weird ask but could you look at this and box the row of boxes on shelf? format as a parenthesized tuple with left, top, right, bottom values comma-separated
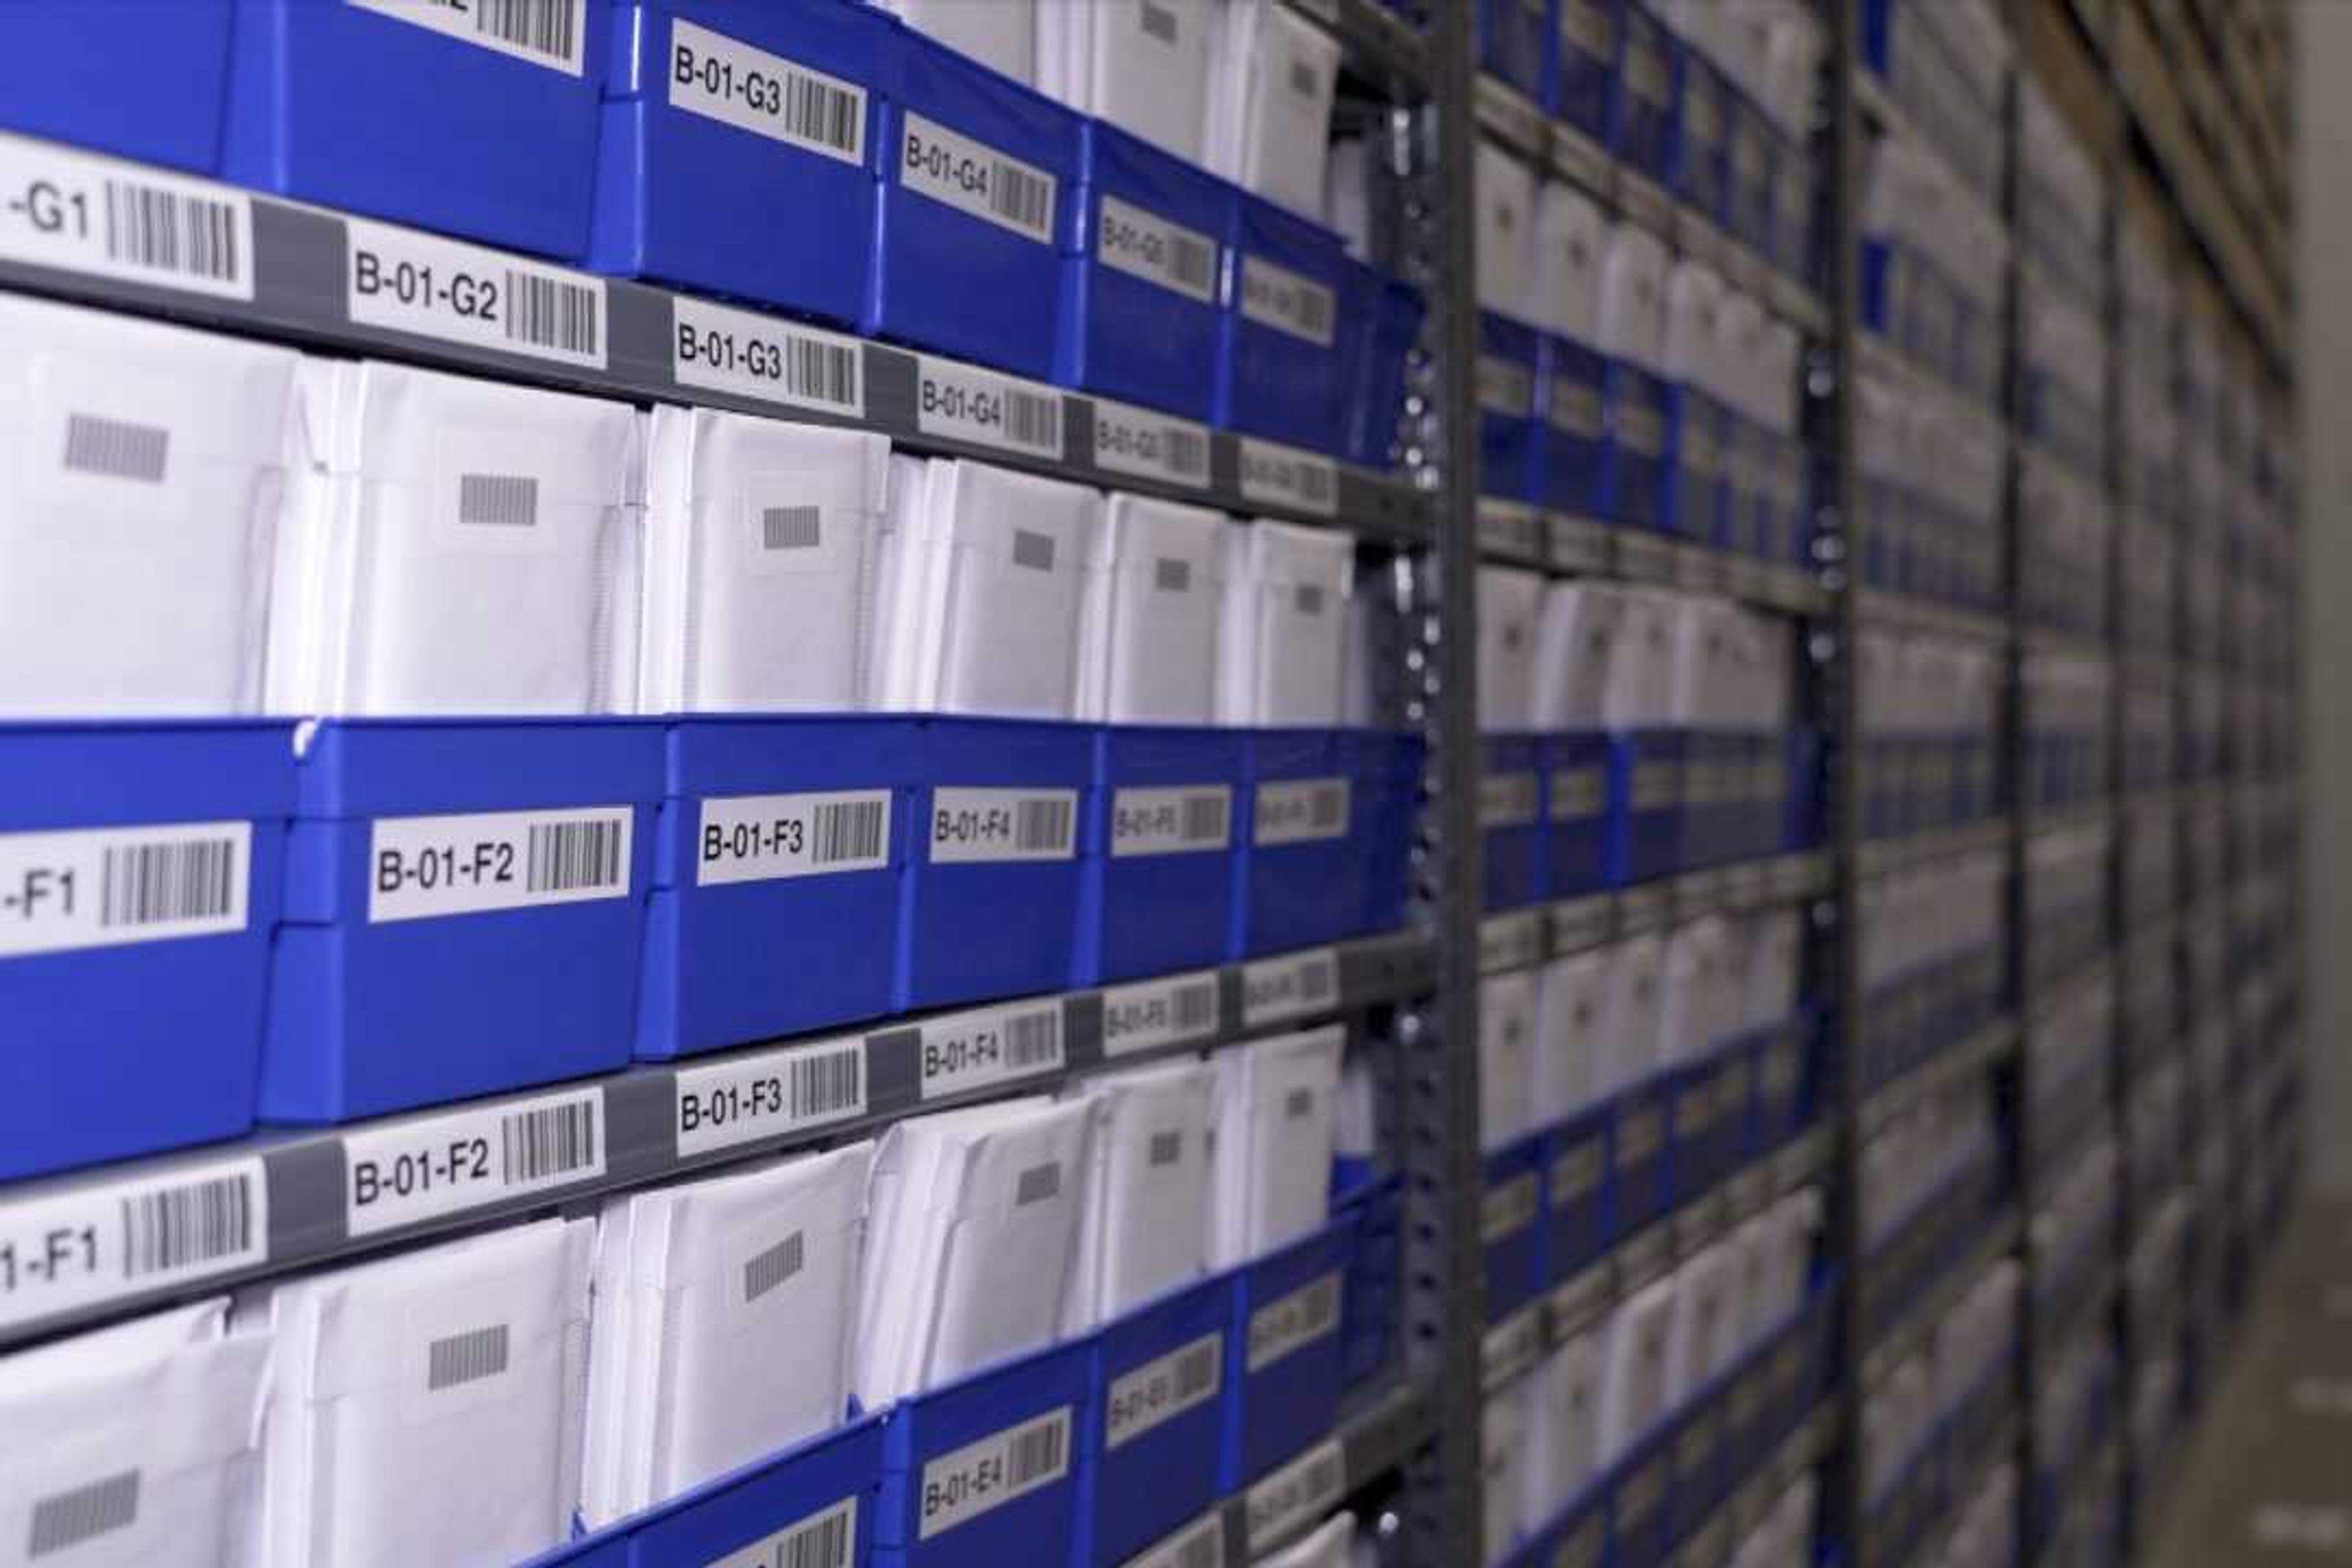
(2019, 453, 2116, 645)
(2026, 979, 2117, 1185)
(2029, 1325, 2119, 1553)
(0, 1032, 1395, 1568)
(2013, 81, 2107, 323)
(2015, 266, 2111, 486)
(1862, 1254, 2018, 1555)
(1860, 1065, 1999, 1275)
(2021, 653, 2114, 815)
(1857, 130, 2007, 410)
(0, 0, 1420, 458)
(2022, 823, 2111, 996)
(1855, 369, 2005, 614)
(1857, 0, 2008, 206)
(1856, 850, 2003, 1095)
(2030, 1137, 2120, 1347)
(1855, 635, 1999, 841)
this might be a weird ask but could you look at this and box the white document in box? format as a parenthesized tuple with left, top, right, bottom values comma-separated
(0, 295, 299, 718)
(1597, 224, 1668, 372)
(1727, 1212, 1773, 1350)
(269, 360, 642, 717)
(1596, 1276, 1677, 1464)
(252, 1218, 594, 1568)
(1478, 970, 1539, 1153)
(1530, 181, 1605, 341)
(636, 407, 886, 714)
(1040, 0, 1214, 164)
(1482, 1380, 1527, 1567)
(1060, 1060, 1216, 1333)
(1662, 1242, 1735, 1407)
(1604, 589, 1676, 729)
(1742, 910, 1800, 1030)
(1662, 261, 1723, 391)
(1532, 944, 1612, 1126)
(1664, 592, 1733, 726)
(1207, 1025, 1344, 1269)
(1594, 932, 1665, 1101)
(1472, 141, 1537, 315)
(1534, 581, 1623, 730)
(580, 1144, 872, 1529)
(0, 1298, 268, 1568)
(1763, 1186, 1820, 1329)
(1207, 0, 1339, 221)
(1476, 567, 1546, 733)
(1658, 916, 1736, 1068)
(1082, 494, 1228, 725)
(882, 0, 1035, 85)
(1218, 520, 1354, 726)
(1520, 1331, 1600, 1536)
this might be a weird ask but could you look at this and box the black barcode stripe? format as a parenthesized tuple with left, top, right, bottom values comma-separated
(1005, 1417, 1067, 1486)
(1291, 287, 1335, 341)
(1003, 389, 1060, 452)
(1309, 783, 1347, 830)
(459, 472, 539, 528)
(1167, 233, 1215, 292)
(1005, 1009, 1060, 1067)
(28, 1471, 138, 1559)
(743, 1231, 805, 1302)
(1154, 558, 1193, 592)
(989, 158, 1054, 234)
(781, 1510, 853, 1568)
(1181, 794, 1229, 845)
(1299, 961, 1336, 1003)
(790, 1047, 864, 1118)
(62, 413, 168, 483)
(1171, 981, 1216, 1031)
(505, 271, 600, 355)
(1139, 0, 1180, 44)
(762, 505, 821, 550)
(782, 67, 862, 153)
(1174, 1342, 1217, 1399)
(426, 1324, 511, 1390)
(810, 799, 884, 864)
(1295, 462, 1336, 503)
(501, 1099, 596, 1183)
(784, 336, 859, 407)
(475, 0, 574, 61)
(1016, 798, 1074, 851)
(1014, 1161, 1061, 1205)
(121, 1173, 252, 1279)
(526, 819, 622, 893)
(100, 179, 239, 283)
(98, 836, 236, 929)
(1011, 528, 1058, 571)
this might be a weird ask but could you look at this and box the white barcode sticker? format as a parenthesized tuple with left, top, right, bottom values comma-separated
(1121, 1512, 1225, 1568)
(674, 1035, 868, 1158)
(1244, 1438, 1345, 1555)
(1480, 1172, 1540, 1242)
(1110, 786, 1232, 858)
(0, 1156, 266, 1331)
(0, 821, 250, 958)
(928, 787, 1077, 865)
(347, 219, 606, 369)
(352, 0, 583, 71)
(1096, 194, 1219, 303)
(918, 1407, 1072, 1539)
(1479, 772, 1540, 828)
(916, 356, 1066, 460)
(666, 17, 865, 161)
(918, 1000, 1066, 1099)
(1101, 969, 1222, 1057)
(696, 791, 891, 885)
(1237, 438, 1339, 516)
(1479, 910, 1544, 974)
(1105, 1331, 1224, 1449)
(1093, 398, 1213, 490)
(707, 1496, 858, 1568)
(1238, 255, 1336, 346)
(674, 293, 864, 416)
(1254, 777, 1351, 846)
(1241, 948, 1340, 1028)
(1479, 355, 1535, 415)
(900, 112, 1057, 245)
(366, 807, 631, 922)
(344, 1087, 604, 1235)
(1246, 1271, 1342, 1372)
(0, 134, 253, 300)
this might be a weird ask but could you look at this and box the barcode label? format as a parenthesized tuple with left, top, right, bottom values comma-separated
(426, 1323, 511, 1390)
(668, 17, 864, 160)
(1093, 398, 1214, 489)
(916, 356, 1067, 460)
(62, 414, 168, 483)
(1481, 1172, 1540, 1241)
(1101, 969, 1223, 1057)
(459, 472, 538, 529)
(344, 1086, 605, 1235)
(918, 1001, 1066, 1099)
(367, 807, 631, 922)
(0, 821, 250, 958)
(1246, 1271, 1343, 1371)
(928, 786, 1077, 864)
(0, 135, 253, 300)
(1121, 1513, 1224, 1568)
(1480, 772, 1540, 828)
(27, 1471, 138, 1559)
(675, 1035, 869, 1158)
(1479, 499, 1542, 558)
(1242, 949, 1340, 1027)
(1239, 255, 1337, 345)
(708, 1498, 859, 1568)
(1559, 0, 1616, 57)
(1480, 910, 1543, 974)
(1550, 766, 1606, 818)
(763, 506, 822, 550)
(352, 0, 583, 70)
(901, 112, 1057, 245)
(673, 293, 864, 415)
(1110, 785, 1232, 858)
(1106, 1332, 1224, 1449)
(697, 790, 892, 886)
(347, 219, 608, 369)
(1254, 777, 1351, 846)
(1245, 1438, 1345, 1554)
(1237, 438, 1339, 516)
(742, 1231, 806, 1302)
(0, 1156, 267, 1331)
(1480, 355, 1536, 415)
(1096, 194, 1219, 303)
(919, 1408, 1072, 1539)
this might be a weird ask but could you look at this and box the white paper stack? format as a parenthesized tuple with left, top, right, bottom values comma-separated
(635, 408, 888, 714)
(1477, 566, 1548, 732)
(1218, 520, 1355, 725)
(0, 1298, 270, 1566)
(1207, 1025, 1345, 1268)
(1594, 932, 1666, 1102)
(1597, 222, 1668, 375)
(268, 361, 643, 717)
(1205, 0, 1341, 220)
(1528, 181, 1607, 341)
(870, 456, 1104, 718)
(251, 1218, 595, 1567)
(1483, 1381, 1528, 1566)
(1604, 590, 1676, 730)
(1534, 581, 1624, 729)
(1657, 915, 1739, 1069)
(1039, 0, 1214, 162)
(1080, 494, 1229, 724)
(883, 0, 1036, 85)
(1596, 1276, 1677, 1463)
(1662, 260, 1723, 396)
(1532, 943, 1611, 1126)
(1059, 1060, 1217, 1333)
(1662, 1242, 1736, 1405)
(579, 1144, 874, 1528)
(1474, 140, 1538, 315)
(851, 1096, 1093, 1408)
(1739, 909, 1802, 1031)
(1480, 968, 1540, 1151)
(1518, 1330, 1599, 1534)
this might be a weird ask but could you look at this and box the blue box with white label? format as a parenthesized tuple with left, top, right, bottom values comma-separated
(1544, 732, 1611, 899)
(1664, 1384, 1729, 1547)
(1338, 1172, 1404, 1389)
(1231, 728, 1363, 960)
(262, 719, 661, 1123)
(1544, 1104, 1613, 1283)
(898, 717, 1090, 1011)
(1, 3, 232, 172)
(1357, 729, 1424, 937)
(1513, 1482, 1607, 1568)
(1077, 726, 1245, 986)
(1058, 119, 1230, 421)
(1481, 312, 1545, 502)
(1483, 733, 1547, 911)
(1670, 45, 1728, 224)
(1727, 91, 1777, 259)
(626, 1416, 882, 1568)
(1484, 1135, 1549, 1317)
(875, 1341, 1090, 1568)
(1348, 273, 1426, 470)
(1551, 0, 1618, 146)
(1479, 0, 1557, 104)
(1602, 359, 1670, 532)
(1610, 1423, 1673, 1568)
(1781, 729, 1822, 854)
(1607, 729, 1685, 886)
(1611, 1077, 1671, 1234)
(0, 722, 293, 1182)
(1662, 383, 1727, 546)
(1218, 195, 1354, 458)
(1610, 4, 1678, 189)
(639, 716, 918, 1061)
(1221, 1212, 1357, 1488)
(869, 27, 1081, 380)
(224, 0, 611, 258)
(590, 0, 888, 326)
(1074, 1273, 1231, 1568)
(1537, 332, 1609, 519)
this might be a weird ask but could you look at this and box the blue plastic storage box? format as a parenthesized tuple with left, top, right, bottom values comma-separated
(1607, 729, 1685, 886)
(1, 3, 233, 172)
(1664, 1389, 1728, 1547)
(1074, 1274, 1231, 1568)
(1479, 0, 1557, 104)
(1611, 5, 1678, 189)
(1544, 1105, 1613, 1284)
(1339, 1173, 1404, 1389)
(898, 718, 1089, 1011)
(1058, 119, 1230, 420)
(1537, 332, 1609, 519)
(1231, 729, 1363, 959)
(1483, 1136, 1547, 1317)
(1357, 729, 1425, 936)
(1551, 0, 1619, 149)
(225, 0, 611, 257)
(1670, 45, 1728, 225)
(0, 722, 293, 1181)
(1543, 732, 1610, 899)
(1727, 92, 1777, 258)
(1611, 1079, 1670, 1235)
(1482, 733, 1547, 911)
(1221, 1214, 1357, 1488)
(591, 0, 887, 326)
(1611, 1424, 1673, 1568)
(1348, 274, 1426, 470)
(1663, 382, 1727, 547)
(1603, 358, 1670, 531)
(1077, 726, 1245, 986)
(875, 1341, 1090, 1568)
(870, 28, 1081, 379)
(639, 717, 918, 1060)
(627, 1417, 883, 1568)
(1218, 195, 1354, 458)
(262, 718, 661, 1123)
(1480, 312, 1545, 501)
